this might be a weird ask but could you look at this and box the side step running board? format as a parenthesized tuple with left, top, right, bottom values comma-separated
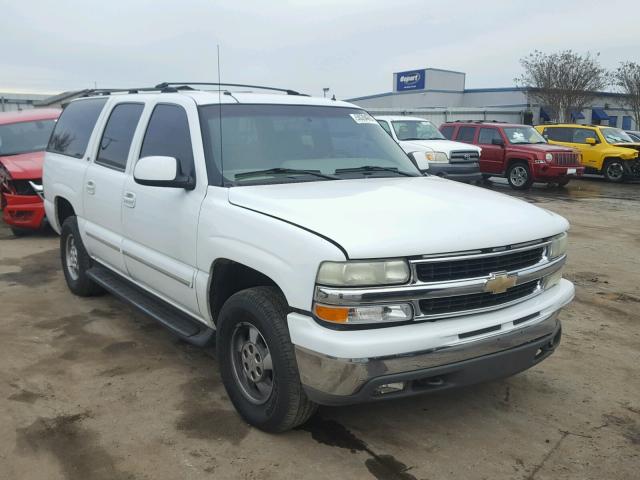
(87, 264, 215, 347)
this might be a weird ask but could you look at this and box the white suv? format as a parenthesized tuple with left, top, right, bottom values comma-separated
(43, 83, 574, 432)
(376, 115, 482, 182)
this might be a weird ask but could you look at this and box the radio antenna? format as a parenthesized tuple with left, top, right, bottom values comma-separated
(216, 44, 224, 184)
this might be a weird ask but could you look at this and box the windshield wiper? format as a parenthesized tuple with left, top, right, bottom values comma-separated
(334, 165, 416, 177)
(234, 168, 339, 181)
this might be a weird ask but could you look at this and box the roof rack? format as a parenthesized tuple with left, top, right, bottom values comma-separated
(81, 82, 307, 97)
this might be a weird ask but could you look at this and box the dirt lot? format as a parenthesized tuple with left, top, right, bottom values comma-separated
(1, 177, 638, 480)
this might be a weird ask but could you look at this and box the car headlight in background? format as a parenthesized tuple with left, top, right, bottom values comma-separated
(316, 260, 410, 286)
(314, 303, 413, 325)
(425, 151, 449, 163)
(548, 232, 568, 259)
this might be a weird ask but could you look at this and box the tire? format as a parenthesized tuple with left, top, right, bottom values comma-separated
(60, 216, 103, 297)
(603, 159, 625, 183)
(507, 161, 533, 190)
(481, 174, 492, 183)
(217, 286, 317, 433)
(556, 178, 570, 187)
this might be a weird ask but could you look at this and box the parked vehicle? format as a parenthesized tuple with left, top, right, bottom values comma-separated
(0, 109, 60, 235)
(440, 121, 584, 190)
(375, 116, 481, 182)
(535, 124, 640, 182)
(624, 130, 640, 142)
(44, 84, 574, 432)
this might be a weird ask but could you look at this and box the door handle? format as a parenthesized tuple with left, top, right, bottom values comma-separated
(123, 191, 136, 208)
(86, 180, 96, 195)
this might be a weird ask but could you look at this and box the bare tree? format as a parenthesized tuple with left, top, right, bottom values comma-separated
(612, 62, 640, 130)
(515, 50, 609, 122)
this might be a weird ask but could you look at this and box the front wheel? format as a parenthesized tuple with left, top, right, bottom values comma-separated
(507, 162, 533, 190)
(217, 286, 317, 433)
(603, 159, 625, 183)
(60, 216, 103, 296)
(556, 178, 571, 187)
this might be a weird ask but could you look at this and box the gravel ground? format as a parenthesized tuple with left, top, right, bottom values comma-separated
(1, 176, 638, 480)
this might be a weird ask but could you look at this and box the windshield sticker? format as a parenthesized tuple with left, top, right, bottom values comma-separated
(350, 113, 378, 124)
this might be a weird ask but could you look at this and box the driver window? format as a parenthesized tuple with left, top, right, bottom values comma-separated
(571, 128, 597, 144)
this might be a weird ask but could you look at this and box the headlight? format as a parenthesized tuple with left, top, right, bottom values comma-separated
(314, 303, 413, 325)
(316, 260, 410, 286)
(548, 232, 568, 259)
(425, 151, 449, 163)
(545, 153, 554, 162)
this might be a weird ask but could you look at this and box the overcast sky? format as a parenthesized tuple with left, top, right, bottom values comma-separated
(2, 0, 639, 99)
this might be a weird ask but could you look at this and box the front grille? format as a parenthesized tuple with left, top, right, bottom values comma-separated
(552, 152, 580, 166)
(415, 247, 544, 283)
(450, 150, 479, 163)
(418, 280, 539, 316)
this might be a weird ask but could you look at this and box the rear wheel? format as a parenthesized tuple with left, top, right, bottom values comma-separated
(603, 159, 625, 183)
(60, 216, 103, 296)
(217, 286, 317, 432)
(507, 162, 533, 190)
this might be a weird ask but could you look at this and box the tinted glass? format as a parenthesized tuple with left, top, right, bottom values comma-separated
(96, 103, 144, 170)
(0, 119, 56, 156)
(457, 126, 476, 143)
(47, 98, 107, 158)
(140, 104, 194, 177)
(571, 128, 598, 144)
(440, 125, 454, 139)
(478, 128, 502, 145)
(543, 127, 572, 142)
(199, 105, 420, 185)
(377, 120, 392, 136)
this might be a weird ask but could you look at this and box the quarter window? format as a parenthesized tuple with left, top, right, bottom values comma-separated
(47, 98, 107, 158)
(96, 103, 144, 170)
(457, 126, 476, 143)
(478, 128, 502, 144)
(140, 104, 194, 177)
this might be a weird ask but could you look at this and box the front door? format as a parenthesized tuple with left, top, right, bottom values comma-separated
(477, 127, 505, 173)
(83, 102, 145, 273)
(121, 100, 207, 316)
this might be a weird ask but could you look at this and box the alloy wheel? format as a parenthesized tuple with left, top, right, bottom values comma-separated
(65, 234, 80, 281)
(230, 322, 274, 405)
(510, 166, 528, 187)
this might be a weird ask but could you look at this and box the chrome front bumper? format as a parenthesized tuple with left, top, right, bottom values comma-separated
(295, 309, 562, 404)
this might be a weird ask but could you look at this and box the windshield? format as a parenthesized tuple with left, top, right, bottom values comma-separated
(391, 120, 445, 141)
(0, 119, 56, 156)
(503, 126, 547, 144)
(199, 105, 420, 185)
(601, 127, 634, 143)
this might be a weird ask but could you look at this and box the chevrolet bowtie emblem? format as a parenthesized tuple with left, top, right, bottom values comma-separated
(484, 272, 517, 294)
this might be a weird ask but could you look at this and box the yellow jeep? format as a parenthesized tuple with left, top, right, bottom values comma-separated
(535, 124, 640, 182)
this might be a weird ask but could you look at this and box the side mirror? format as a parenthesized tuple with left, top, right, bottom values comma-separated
(134, 156, 195, 190)
(491, 138, 505, 146)
(585, 137, 597, 145)
(409, 151, 430, 171)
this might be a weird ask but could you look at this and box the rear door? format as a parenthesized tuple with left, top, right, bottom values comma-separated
(82, 102, 145, 273)
(121, 99, 208, 316)
(477, 127, 506, 173)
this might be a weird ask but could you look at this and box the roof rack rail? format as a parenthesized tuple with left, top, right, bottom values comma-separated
(155, 82, 306, 96)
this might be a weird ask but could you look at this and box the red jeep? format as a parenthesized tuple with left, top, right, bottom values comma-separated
(0, 109, 60, 235)
(440, 121, 584, 190)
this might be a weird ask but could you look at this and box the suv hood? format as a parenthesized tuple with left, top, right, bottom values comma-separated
(398, 139, 481, 156)
(228, 177, 568, 259)
(509, 143, 576, 154)
(0, 151, 44, 180)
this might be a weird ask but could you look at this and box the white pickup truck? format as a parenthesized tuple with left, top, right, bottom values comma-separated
(375, 115, 482, 182)
(44, 84, 574, 432)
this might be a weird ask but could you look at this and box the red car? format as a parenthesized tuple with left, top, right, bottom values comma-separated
(0, 109, 60, 235)
(440, 121, 584, 190)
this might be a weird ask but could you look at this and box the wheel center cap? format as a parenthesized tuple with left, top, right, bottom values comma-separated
(241, 342, 264, 382)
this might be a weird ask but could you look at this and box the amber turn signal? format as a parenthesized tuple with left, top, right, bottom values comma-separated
(314, 304, 349, 323)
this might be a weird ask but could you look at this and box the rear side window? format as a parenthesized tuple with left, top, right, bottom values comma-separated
(457, 126, 476, 143)
(47, 98, 107, 158)
(96, 103, 144, 171)
(440, 125, 454, 139)
(478, 128, 502, 144)
(139, 104, 194, 177)
(543, 127, 572, 142)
